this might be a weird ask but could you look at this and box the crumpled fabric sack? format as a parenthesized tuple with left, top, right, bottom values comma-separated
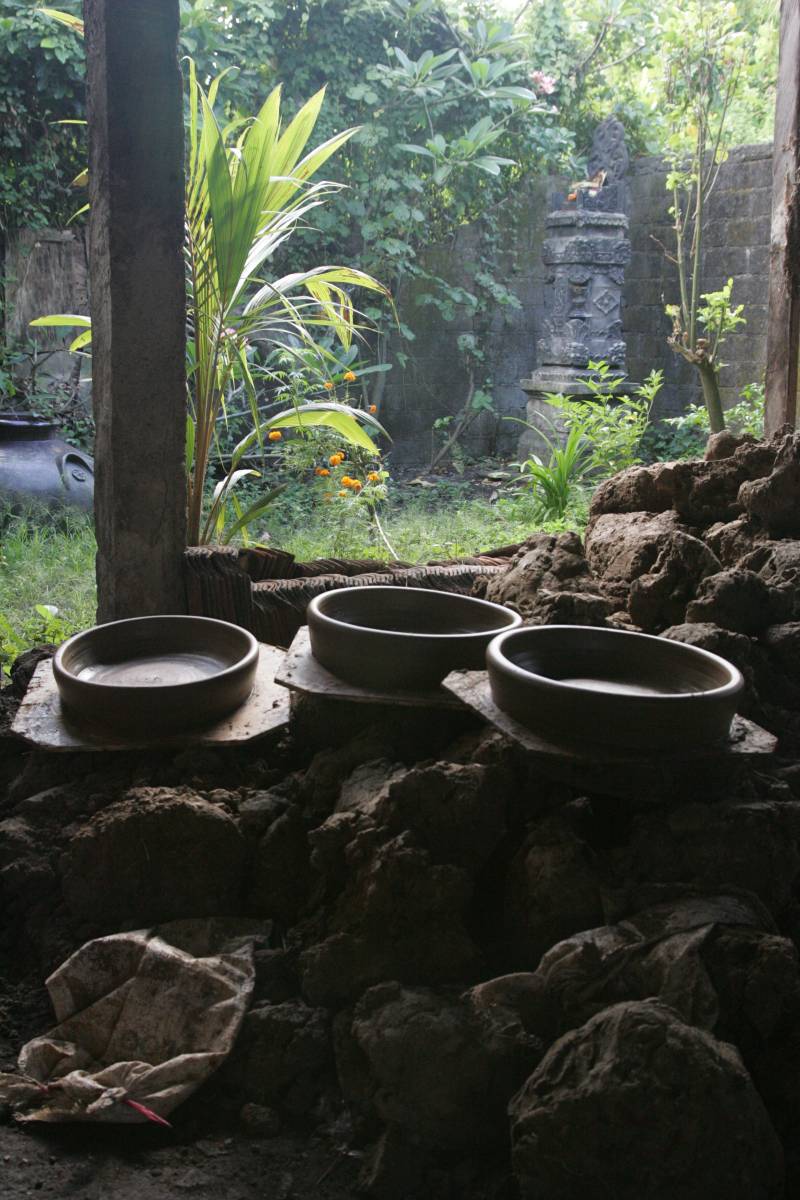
(0, 919, 257, 1124)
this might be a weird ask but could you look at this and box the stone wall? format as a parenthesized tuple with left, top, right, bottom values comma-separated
(3, 228, 89, 385)
(383, 143, 772, 464)
(625, 143, 771, 422)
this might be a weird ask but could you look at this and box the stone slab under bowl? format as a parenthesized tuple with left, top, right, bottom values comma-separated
(486, 624, 743, 753)
(53, 615, 259, 734)
(13, 645, 288, 752)
(307, 585, 522, 690)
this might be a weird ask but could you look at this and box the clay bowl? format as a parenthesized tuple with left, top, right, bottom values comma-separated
(486, 624, 743, 753)
(53, 615, 259, 734)
(307, 585, 522, 690)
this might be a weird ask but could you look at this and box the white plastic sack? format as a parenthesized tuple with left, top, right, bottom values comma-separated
(0, 919, 256, 1124)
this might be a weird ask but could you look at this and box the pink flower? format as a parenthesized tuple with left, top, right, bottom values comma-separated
(529, 70, 557, 95)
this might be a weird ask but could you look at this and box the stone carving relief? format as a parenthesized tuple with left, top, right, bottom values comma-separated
(533, 121, 633, 375)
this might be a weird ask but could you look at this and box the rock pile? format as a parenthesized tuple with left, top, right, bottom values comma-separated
(1, 433, 800, 1197)
(477, 427, 800, 750)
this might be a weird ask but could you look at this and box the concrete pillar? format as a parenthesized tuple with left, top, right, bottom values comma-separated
(85, 0, 186, 620)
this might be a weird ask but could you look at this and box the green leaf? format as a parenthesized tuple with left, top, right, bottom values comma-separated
(30, 314, 91, 328)
(220, 485, 287, 543)
(68, 329, 92, 351)
(37, 8, 85, 34)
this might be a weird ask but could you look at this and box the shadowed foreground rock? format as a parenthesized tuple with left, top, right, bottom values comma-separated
(509, 999, 785, 1200)
(61, 788, 246, 928)
(336, 979, 543, 1155)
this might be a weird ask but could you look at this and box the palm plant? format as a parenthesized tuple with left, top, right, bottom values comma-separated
(34, 56, 389, 544)
(183, 63, 388, 543)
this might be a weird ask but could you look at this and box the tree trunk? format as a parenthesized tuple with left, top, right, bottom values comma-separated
(698, 360, 725, 433)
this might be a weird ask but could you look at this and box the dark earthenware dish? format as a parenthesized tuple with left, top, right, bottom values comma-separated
(307, 585, 522, 690)
(53, 615, 259, 733)
(486, 625, 743, 752)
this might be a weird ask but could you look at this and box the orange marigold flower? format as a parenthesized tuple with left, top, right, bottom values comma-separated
(343, 370, 357, 382)
(318, 467, 330, 477)
(341, 476, 353, 487)
(329, 453, 344, 466)
(323, 380, 334, 391)
(369, 404, 377, 413)
(367, 471, 380, 482)
(351, 479, 363, 491)
(268, 430, 282, 441)
(338, 489, 348, 497)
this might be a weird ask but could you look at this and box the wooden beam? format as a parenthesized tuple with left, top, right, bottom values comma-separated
(85, 0, 186, 620)
(765, 0, 800, 436)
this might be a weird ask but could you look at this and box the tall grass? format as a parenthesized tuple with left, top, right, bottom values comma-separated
(0, 506, 97, 672)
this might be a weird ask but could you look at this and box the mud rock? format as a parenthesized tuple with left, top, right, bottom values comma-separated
(509, 999, 784, 1200)
(372, 762, 508, 871)
(702, 924, 800, 1143)
(661, 620, 757, 675)
(589, 462, 679, 517)
(740, 430, 800, 535)
(223, 1001, 331, 1116)
(584, 511, 684, 606)
(60, 788, 245, 929)
(525, 588, 612, 626)
(356, 1126, 430, 1200)
(297, 730, 401, 818)
(240, 1102, 281, 1137)
(704, 517, 764, 566)
(237, 789, 289, 837)
(762, 623, 800, 677)
(9, 646, 55, 698)
(330, 758, 508, 873)
(742, 540, 800, 619)
(661, 622, 763, 716)
(705, 430, 759, 460)
(467, 972, 553, 1041)
(685, 568, 782, 634)
(628, 532, 721, 631)
(590, 441, 775, 527)
(0, 808, 59, 946)
(668, 458, 750, 526)
(301, 831, 477, 1006)
(335, 759, 407, 821)
(337, 980, 542, 1153)
(610, 799, 800, 919)
(505, 815, 604, 968)
(248, 805, 315, 926)
(482, 532, 595, 618)
(533, 893, 791, 1041)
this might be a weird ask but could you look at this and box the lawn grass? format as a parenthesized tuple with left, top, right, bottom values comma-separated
(0, 481, 587, 677)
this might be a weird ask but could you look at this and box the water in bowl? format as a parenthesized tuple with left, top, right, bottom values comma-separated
(78, 652, 228, 687)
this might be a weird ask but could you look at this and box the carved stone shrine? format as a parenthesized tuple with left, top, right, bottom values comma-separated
(520, 118, 635, 455)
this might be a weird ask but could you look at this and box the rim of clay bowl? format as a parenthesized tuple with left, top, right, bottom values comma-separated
(308, 585, 523, 641)
(54, 614, 259, 693)
(487, 624, 744, 703)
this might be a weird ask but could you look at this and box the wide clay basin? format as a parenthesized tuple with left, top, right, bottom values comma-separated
(486, 624, 743, 752)
(53, 615, 259, 733)
(307, 585, 522, 690)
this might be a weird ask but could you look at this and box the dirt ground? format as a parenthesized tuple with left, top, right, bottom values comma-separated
(0, 1122, 367, 1200)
